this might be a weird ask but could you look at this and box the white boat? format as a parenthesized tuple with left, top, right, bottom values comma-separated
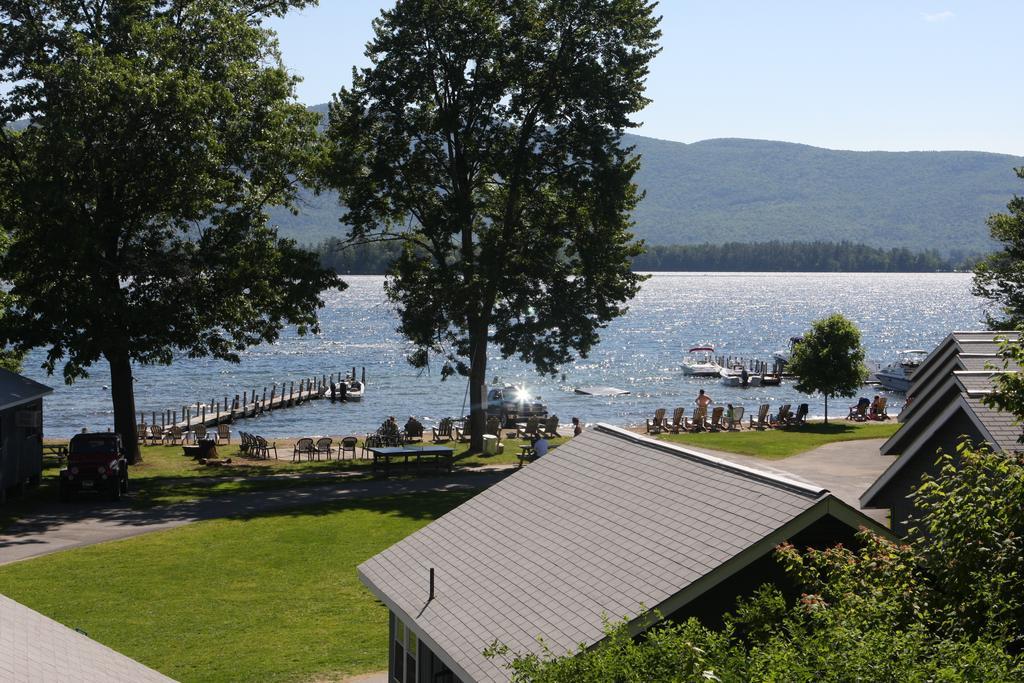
(874, 350, 928, 393)
(719, 364, 762, 387)
(681, 346, 723, 377)
(346, 379, 364, 401)
(772, 336, 804, 366)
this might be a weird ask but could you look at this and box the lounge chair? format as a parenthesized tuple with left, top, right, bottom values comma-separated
(684, 405, 707, 432)
(646, 408, 667, 434)
(216, 423, 231, 444)
(191, 424, 208, 444)
(769, 404, 791, 428)
(665, 407, 685, 434)
(541, 415, 560, 438)
(848, 398, 869, 421)
(786, 404, 808, 427)
(147, 424, 163, 446)
(516, 417, 541, 440)
(749, 404, 770, 430)
(403, 418, 424, 442)
(707, 406, 725, 432)
(725, 406, 745, 431)
(137, 424, 148, 444)
(340, 436, 358, 460)
(162, 425, 183, 445)
(315, 437, 333, 460)
(254, 435, 277, 459)
(432, 417, 454, 443)
(455, 418, 472, 443)
(292, 437, 315, 462)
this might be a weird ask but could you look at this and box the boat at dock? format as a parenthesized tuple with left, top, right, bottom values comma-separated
(719, 364, 762, 388)
(681, 346, 724, 377)
(874, 350, 928, 392)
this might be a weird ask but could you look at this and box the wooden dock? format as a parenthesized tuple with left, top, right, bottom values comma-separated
(138, 368, 366, 432)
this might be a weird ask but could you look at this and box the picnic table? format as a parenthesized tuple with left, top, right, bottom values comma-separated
(369, 445, 455, 477)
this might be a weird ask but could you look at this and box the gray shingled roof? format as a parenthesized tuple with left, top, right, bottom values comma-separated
(964, 397, 1023, 452)
(359, 425, 878, 683)
(0, 593, 175, 682)
(955, 371, 1001, 395)
(0, 368, 52, 413)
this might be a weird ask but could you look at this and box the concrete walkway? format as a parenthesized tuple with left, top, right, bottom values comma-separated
(0, 470, 509, 566)
(694, 438, 892, 524)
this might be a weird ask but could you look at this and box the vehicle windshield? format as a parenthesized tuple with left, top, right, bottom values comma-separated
(70, 437, 120, 456)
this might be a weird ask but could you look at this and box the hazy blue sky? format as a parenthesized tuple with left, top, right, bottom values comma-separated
(269, 2, 1024, 155)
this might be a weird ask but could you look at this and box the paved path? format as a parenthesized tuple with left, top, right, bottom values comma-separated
(694, 438, 892, 524)
(0, 470, 509, 566)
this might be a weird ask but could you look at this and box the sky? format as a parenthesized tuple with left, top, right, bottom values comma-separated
(268, 1, 1024, 156)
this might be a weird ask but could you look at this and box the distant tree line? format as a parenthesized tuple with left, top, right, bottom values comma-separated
(316, 238, 979, 274)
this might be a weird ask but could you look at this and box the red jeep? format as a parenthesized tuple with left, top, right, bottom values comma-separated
(59, 433, 129, 502)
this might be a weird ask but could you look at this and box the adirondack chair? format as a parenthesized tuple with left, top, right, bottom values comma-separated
(541, 415, 560, 438)
(769, 404, 792, 428)
(786, 403, 808, 427)
(147, 424, 164, 446)
(725, 406, 745, 431)
(404, 417, 425, 442)
(517, 417, 541, 439)
(665, 407, 685, 434)
(315, 437, 334, 460)
(455, 418, 472, 443)
(292, 437, 315, 462)
(874, 396, 890, 420)
(432, 417, 454, 443)
(137, 424, 148, 444)
(646, 408, 667, 434)
(684, 405, 707, 432)
(216, 423, 231, 444)
(749, 404, 770, 430)
(340, 436, 358, 460)
(848, 398, 869, 421)
(707, 406, 725, 432)
(162, 425, 183, 445)
(191, 424, 208, 444)
(485, 416, 502, 438)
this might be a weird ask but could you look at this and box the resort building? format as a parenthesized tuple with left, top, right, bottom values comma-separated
(861, 331, 1023, 535)
(0, 368, 52, 504)
(359, 424, 890, 683)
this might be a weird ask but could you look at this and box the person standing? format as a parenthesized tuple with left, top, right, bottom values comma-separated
(696, 389, 713, 409)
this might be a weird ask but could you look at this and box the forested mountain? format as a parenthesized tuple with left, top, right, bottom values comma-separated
(18, 103, 1018, 254)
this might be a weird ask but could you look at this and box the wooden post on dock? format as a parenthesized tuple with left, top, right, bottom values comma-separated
(201, 405, 206, 425)
(186, 408, 191, 430)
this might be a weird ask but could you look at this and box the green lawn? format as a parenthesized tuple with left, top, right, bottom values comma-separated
(0, 492, 474, 683)
(657, 420, 900, 459)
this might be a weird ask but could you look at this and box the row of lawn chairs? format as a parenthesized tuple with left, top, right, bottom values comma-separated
(428, 415, 561, 444)
(291, 436, 359, 462)
(238, 431, 279, 459)
(139, 423, 231, 446)
(646, 403, 809, 434)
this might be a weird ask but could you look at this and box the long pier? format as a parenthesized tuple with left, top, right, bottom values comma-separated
(138, 367, 366, 432)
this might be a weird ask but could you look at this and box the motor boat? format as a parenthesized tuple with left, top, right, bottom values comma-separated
(874, 350, 928, 393)
(719, 364, 761, 388)
(681, 346, 723, 377)
(772, 336, 804, 367)
(485, 384, 548, 426)
(331, 378, 364, 401)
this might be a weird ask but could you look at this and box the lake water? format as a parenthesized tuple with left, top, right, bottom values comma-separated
(22, 272, 987, 437)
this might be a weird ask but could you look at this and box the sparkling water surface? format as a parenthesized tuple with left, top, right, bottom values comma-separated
(22, 273, 986, 437)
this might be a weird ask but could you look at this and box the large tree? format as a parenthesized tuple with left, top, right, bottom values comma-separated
(786, 313, 868, 423)
(0, 0, 340, 462)
(321, 0, 660, 450)
(973, 167, 1024, 329)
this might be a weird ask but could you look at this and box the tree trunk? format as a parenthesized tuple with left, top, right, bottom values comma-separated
(468, 322, 488, 454)
(107, 351, 141, 464)
(824, 394, 829, 424)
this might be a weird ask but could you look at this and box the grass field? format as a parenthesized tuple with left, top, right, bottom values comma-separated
(657, 420, 900, 459)
(0, 492, 474, 683)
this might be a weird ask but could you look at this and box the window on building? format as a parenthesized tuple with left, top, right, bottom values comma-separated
(393, 616, 417, 683)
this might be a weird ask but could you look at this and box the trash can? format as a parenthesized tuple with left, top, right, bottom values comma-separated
(482, 434, 499, 455)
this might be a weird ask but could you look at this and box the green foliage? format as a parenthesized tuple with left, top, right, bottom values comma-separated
(320, 0, 660, 448)
(502, 443, 1024, 682)
(0, 1, 340, 456)
(972, 167, 1024, 327)
(909, 442, 1024, 647)
(786, 313, 868, 422)
(0, 230, 23, 372)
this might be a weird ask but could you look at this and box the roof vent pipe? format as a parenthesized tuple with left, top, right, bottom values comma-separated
(429, 567, 435, 601)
